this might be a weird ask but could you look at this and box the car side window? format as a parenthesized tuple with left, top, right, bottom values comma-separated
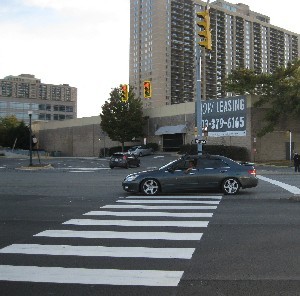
(197, 159, 228, 169)
(173, 160, 188, 171)
(174, 160, 197, 171)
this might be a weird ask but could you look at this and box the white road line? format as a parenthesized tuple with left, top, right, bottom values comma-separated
(0, 265, 183, 286)
(102, 205, 217, 210)
(117, 200, 220, 205)
(257, 175, 300, 195)
(69, 171, 95, 173)
(34, 230, 203, 240)
(63, 219, 209, 228)
(123, 195, 222, 199)
(0, 244, 195, 259)
(84, 211, 213, 218)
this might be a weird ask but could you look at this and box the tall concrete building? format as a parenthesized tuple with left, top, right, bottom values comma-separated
(129, 0, 299, 108)
(0, 74, 77, 124)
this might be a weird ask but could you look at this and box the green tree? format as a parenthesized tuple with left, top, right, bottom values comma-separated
(225, 59, 300, 136)
(100, 85, 145, 151)
(0, 115, 30, 149)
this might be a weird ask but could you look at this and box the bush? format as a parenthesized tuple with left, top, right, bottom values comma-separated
(179, 144, 249, 161)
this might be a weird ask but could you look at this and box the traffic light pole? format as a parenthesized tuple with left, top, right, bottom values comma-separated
(196, 45, 203, 155)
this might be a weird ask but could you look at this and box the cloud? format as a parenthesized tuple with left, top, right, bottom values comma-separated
(0, 0, 130, 118)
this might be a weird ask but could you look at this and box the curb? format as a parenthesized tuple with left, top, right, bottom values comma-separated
(289, 195, 300, 202)
(16, 164, 53, 171)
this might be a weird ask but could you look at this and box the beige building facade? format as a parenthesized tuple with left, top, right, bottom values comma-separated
(0, 74, 77, 124)
(129, 0, 299, 109)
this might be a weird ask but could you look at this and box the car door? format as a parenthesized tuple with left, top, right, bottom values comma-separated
(196, 158, 231, 189)
(162, 159, 199, 191)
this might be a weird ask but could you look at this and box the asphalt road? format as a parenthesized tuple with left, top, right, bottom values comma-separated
(0, 155, 299, 295)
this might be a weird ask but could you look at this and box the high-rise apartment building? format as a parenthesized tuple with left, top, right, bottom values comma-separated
(129, 0, 299, 108)
(0, 74, 77, 124)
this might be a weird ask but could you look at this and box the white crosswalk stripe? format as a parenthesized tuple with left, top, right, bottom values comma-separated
(102, 204, 218, 210)
(35, 230, 203, 241)
(0, 265, 183, 287)
(63, 219, 209, 228)
(123, 195, 222, 199)
(117, 199, 220, 204)
(0, 244, 195, 259)
(0, 194, 222, 287)
(84, 211, 213, 218)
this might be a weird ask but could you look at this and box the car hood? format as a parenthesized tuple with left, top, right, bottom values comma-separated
(124, 168, 159, 178)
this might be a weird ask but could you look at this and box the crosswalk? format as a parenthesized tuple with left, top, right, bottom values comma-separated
(0, 194, 222, 288)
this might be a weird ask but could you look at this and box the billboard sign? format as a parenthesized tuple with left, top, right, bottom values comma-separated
(201, 96, 247, 137)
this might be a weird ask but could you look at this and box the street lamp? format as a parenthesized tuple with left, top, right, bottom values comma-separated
(28, 111, 33, 166)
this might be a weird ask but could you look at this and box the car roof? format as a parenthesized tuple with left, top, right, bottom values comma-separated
(182, 154, 237, 163)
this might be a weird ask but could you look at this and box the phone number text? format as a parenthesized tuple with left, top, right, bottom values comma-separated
(202, 116, 245, 130)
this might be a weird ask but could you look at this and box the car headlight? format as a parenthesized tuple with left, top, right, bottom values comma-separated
(125, 174, 139, 182)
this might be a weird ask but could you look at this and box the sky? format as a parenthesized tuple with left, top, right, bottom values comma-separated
(0, 0, 299, 118)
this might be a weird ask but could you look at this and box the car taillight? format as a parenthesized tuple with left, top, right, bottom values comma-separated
(123, 155, 127, 160)
(248, 169, 256, 176)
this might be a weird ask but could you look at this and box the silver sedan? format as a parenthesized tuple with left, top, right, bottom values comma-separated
(128, 145, 153, 157)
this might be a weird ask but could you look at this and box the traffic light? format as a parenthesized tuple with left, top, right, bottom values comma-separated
(196, 9, 212, 50)
(121, 84, 128, 102)
(143, 81, 152, 98)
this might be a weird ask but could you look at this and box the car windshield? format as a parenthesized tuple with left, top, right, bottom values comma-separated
(159, 159, 182, 170)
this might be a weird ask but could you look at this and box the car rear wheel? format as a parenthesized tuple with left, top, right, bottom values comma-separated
(141, 179, 160, 195)
(222, 178, 240, 195)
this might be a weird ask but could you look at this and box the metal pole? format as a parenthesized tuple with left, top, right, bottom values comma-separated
(29, 113, 33, 166)
(196, 45, 202, 155)
(290, 130, 292, 167)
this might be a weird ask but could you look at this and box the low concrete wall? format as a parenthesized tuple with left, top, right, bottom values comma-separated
(32, 96, 300, 161)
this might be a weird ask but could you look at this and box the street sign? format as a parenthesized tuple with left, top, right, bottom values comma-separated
(195, 139, 206, 144)
(201, 96, 247, 137)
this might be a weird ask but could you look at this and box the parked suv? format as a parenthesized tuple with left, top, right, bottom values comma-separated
(109, 152, 140, 169)
(128, 145, 153, 157)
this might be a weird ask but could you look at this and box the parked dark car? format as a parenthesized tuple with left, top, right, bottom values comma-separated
(122, 154, 258, 195)
(110, 152, 140, 169)
(128, 145, 153, 157)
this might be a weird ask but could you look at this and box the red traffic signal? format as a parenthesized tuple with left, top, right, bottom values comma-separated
(143, 81, 152, 98)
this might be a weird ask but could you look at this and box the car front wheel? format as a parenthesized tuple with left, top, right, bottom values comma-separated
(141, 179, 160, 195)
(222, 178, 240, 195)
